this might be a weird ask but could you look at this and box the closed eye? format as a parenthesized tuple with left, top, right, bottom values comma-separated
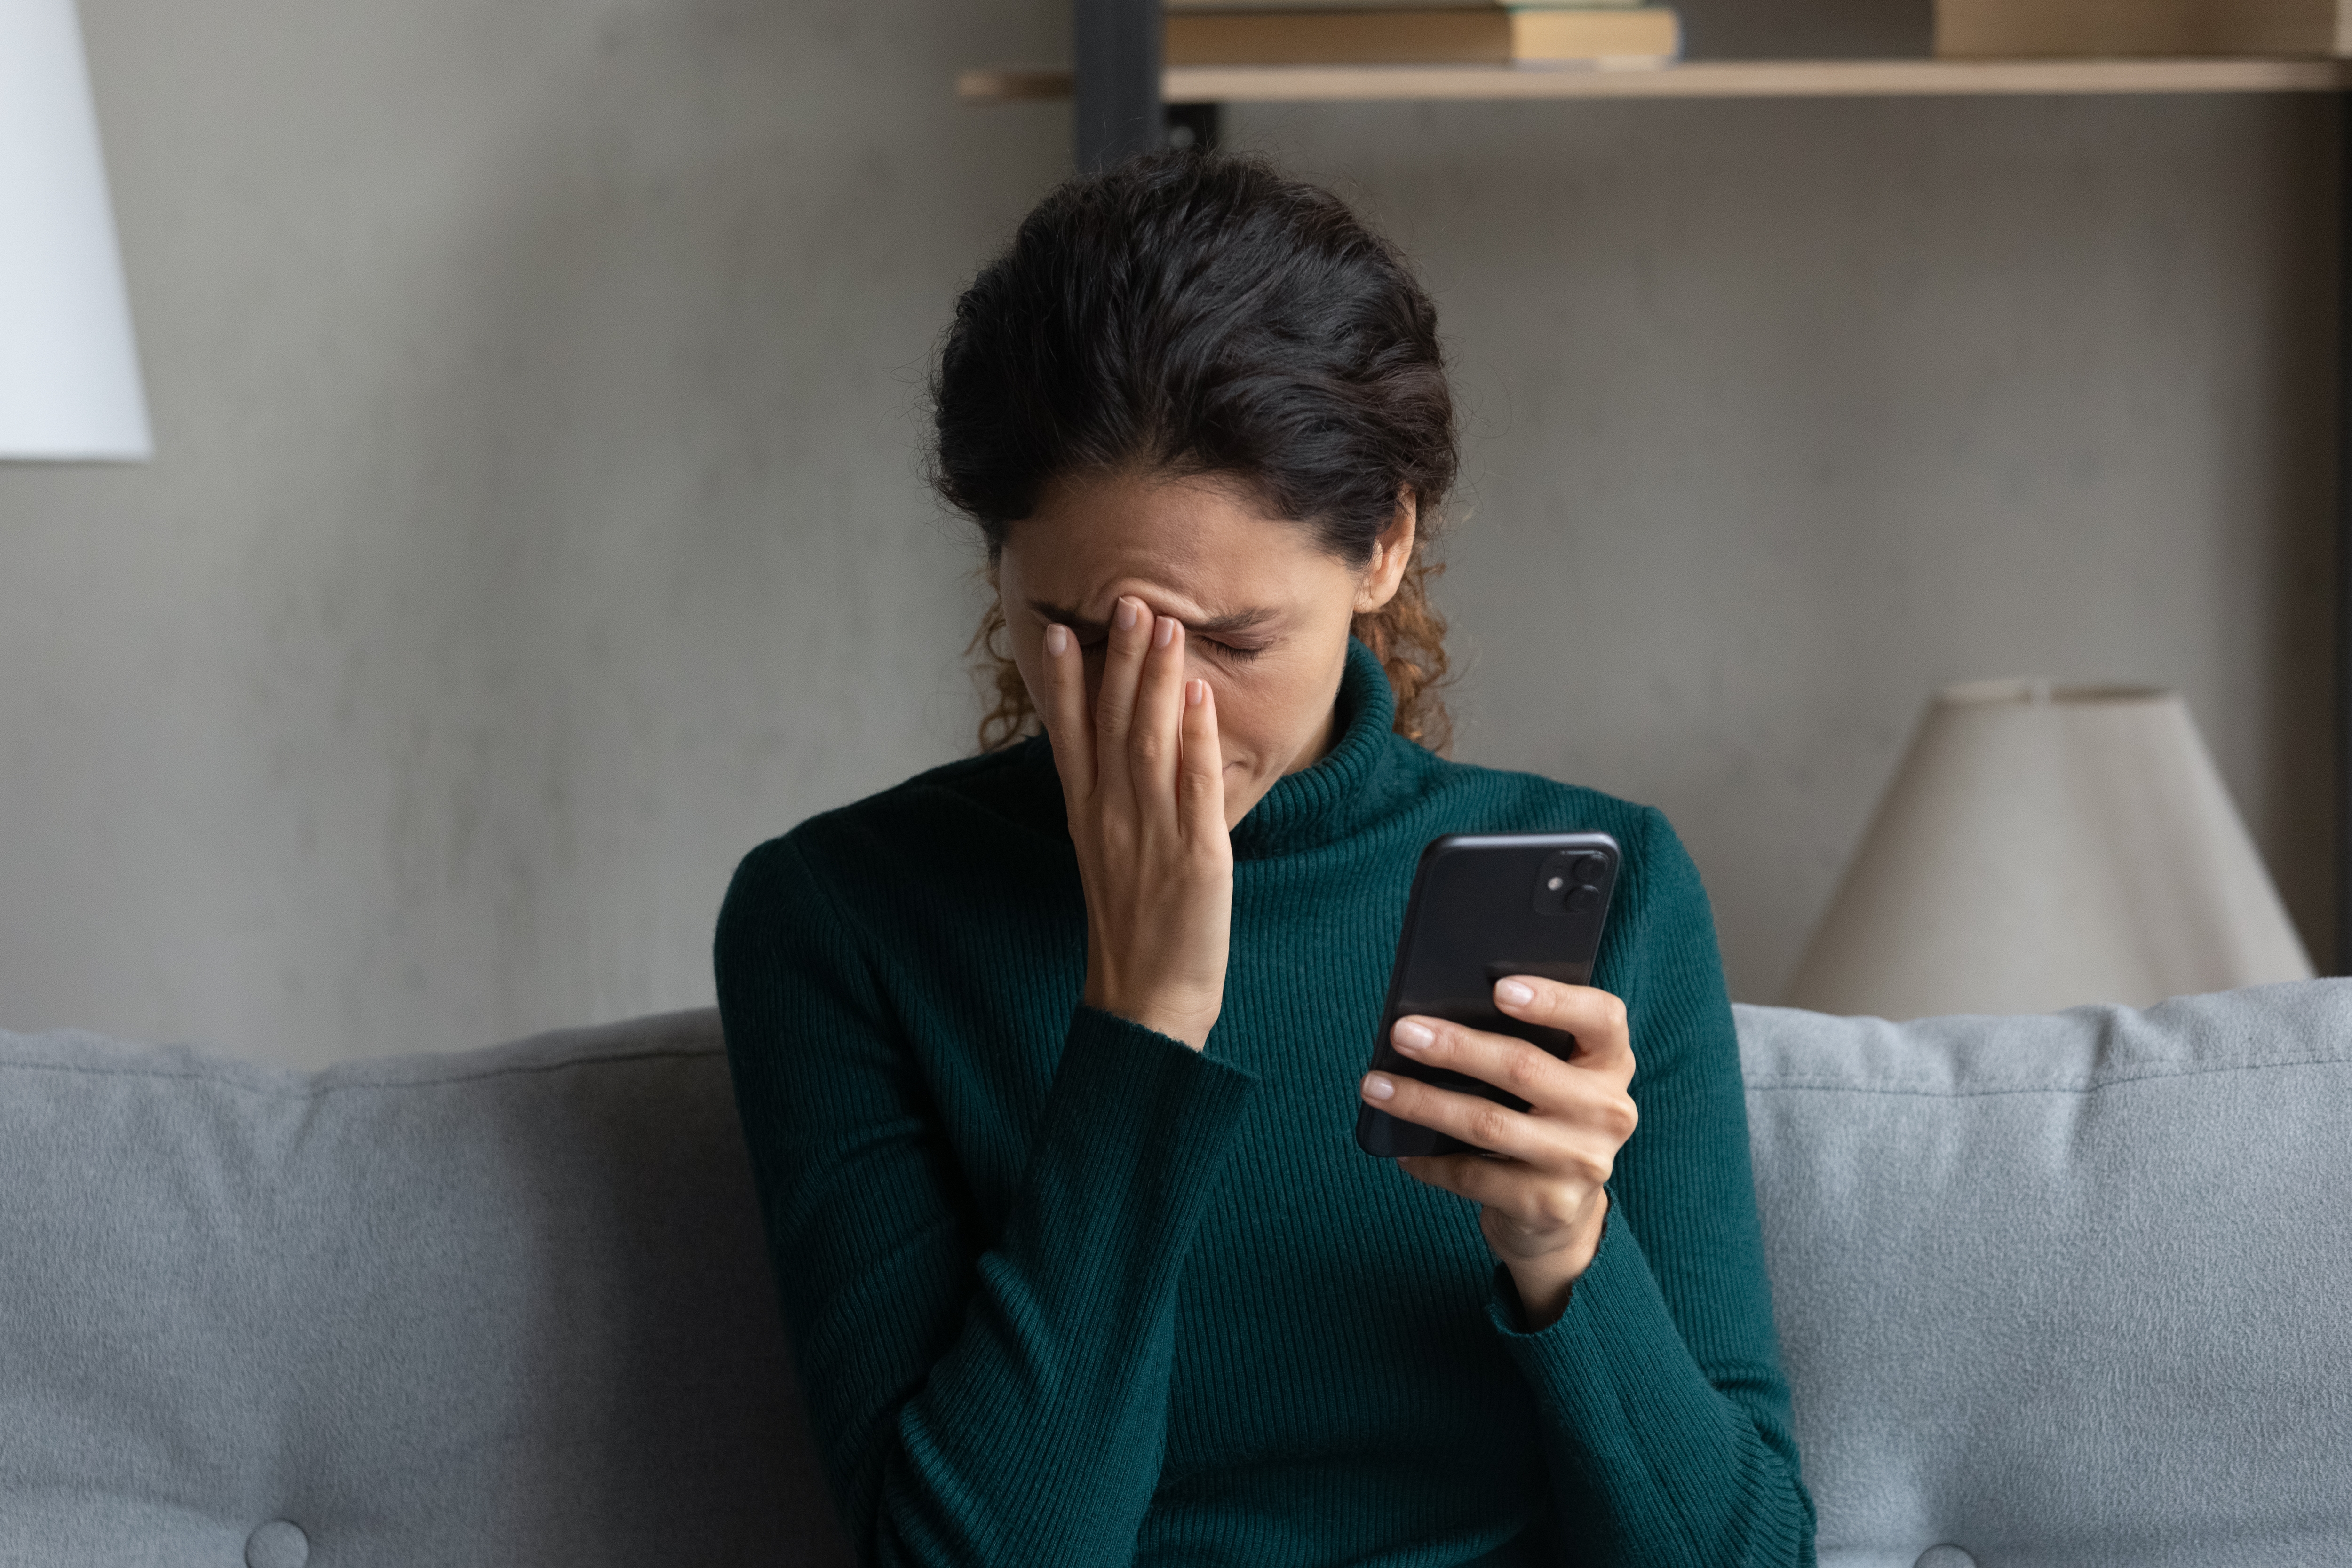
(1207, 641, 1265, 663)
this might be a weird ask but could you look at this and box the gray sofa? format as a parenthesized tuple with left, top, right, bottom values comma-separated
(3, 982, 2347, 1568)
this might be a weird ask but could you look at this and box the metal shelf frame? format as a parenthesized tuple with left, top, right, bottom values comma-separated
(1058, 0, 2352, 972)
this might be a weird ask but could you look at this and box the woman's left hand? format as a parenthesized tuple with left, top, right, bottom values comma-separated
(1360, 977, 1637, 1330)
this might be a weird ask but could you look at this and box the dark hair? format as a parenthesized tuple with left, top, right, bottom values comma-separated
(932, 150, 1459, 752)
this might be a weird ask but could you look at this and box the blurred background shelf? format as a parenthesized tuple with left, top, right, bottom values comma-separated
(999, 0, 2352, 976)
(959, 56, 2352, 102)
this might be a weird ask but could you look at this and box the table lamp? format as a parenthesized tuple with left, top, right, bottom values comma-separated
(1784, 680, 2315, 1019)
(0, 0, 151, 460)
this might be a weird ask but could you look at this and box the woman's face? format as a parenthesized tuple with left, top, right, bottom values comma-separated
(997, 469, 1413, 828)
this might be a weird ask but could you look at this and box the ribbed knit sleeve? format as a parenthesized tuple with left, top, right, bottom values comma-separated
(1487, 808, 1815, 1567)
(715, 834, 1261, 1568)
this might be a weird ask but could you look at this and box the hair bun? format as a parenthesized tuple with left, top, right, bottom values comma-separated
(934, 150, 1458, 754)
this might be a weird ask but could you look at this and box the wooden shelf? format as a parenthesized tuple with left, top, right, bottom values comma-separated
(959, 56, 2352, 103)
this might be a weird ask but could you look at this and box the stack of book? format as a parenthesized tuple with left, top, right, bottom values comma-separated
(1164, 0, 1683, 68)
(1936, 0, 2350, 57)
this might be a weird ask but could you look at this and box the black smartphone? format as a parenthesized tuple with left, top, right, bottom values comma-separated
(1355, 832, 1621, 1159)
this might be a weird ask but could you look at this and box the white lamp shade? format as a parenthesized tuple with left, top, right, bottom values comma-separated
(0, 0, 151, 460)
(1784, 680, 2315, 1019)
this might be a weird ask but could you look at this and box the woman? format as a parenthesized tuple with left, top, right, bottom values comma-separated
(716, 151, 1813, 1567)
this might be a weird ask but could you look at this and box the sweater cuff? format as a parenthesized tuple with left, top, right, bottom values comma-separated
(1058, 1003, 1261, 1130)
(1014, 1006, 1261, 1255)
(1486, 1189, 1730, 1441)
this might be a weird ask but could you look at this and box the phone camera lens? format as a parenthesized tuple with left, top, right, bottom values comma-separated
(1531, 848, 1604, 916)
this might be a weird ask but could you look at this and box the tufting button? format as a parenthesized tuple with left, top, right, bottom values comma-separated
(245, 1520, 309, 1568)
(1914, 1548, 1975, 1568)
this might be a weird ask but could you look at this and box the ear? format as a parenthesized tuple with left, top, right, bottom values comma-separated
(1353, 491, 1418, 615)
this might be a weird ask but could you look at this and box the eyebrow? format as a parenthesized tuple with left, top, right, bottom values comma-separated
(1028, 600, 1279, 638)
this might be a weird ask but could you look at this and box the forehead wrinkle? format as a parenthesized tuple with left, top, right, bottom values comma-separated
(1026, 594, 1282, 637)
(1005, 478, 1320, 635)
(1024, 556, 1252, 624)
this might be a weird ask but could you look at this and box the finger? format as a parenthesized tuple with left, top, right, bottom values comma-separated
(1177, 677, 1227, 847)
(1360, 1066, 1560, 1164)
(1033, 623, 1096, 806)
(1127, 615, 1186, 802)
(1491, 979, 1635, 1085)
(1388, 1015, 1574, 1113)
(1090, 596, 1152, 801)
(1397, 1152, 1526, 1211)
(1400, 1153, 1616, 1244)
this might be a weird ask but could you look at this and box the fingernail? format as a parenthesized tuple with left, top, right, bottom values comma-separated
(1117, 599, 1142, 631)
(1045, 625, 1069, 657)
(1362, 1073, 1395, 1101)
(1154, 616, 1176, 648)
(1392, 1019, 1434, 1052)
(1495, 979, 1534, 1006)
(1186, 679, 1206, 708)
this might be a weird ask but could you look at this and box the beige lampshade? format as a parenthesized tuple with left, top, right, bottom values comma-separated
(1784, 680, 2314, 1020)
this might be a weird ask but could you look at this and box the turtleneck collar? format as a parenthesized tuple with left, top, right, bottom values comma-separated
(1228, 638, 1418, 861)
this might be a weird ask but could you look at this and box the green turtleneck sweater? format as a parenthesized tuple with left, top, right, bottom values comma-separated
(715, 641, 1813, 1567)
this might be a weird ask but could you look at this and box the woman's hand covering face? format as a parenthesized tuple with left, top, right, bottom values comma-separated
(1001, 469, 1403, 1052)
(1037, 597, 1232, 1051)
(996, 469, 1409, 830)
(1361, 978, 1639, 1327)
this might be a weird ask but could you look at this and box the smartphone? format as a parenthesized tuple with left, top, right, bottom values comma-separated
(1354, 832, 1621, 1159)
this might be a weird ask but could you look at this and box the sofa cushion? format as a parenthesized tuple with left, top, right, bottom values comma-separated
(11, 985, 2350, 1567)
(0, 1009, 850, 1568)
(1736, 980, 2352, 1568)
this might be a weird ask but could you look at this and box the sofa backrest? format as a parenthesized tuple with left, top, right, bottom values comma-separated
(0, 1010, 852, 1568)
(1739, 980, 2352, 1568)
(5, 982, 2349, 1568)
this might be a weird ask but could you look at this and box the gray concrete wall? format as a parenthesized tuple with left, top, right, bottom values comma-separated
(0, 0, 2334, 1065)
(1248, 88, 2339, 1003)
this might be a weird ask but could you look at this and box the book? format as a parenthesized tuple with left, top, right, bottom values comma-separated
(1166, 6, 1682, 65)
(1936, 0, 2350, 58)
(1166, 0, 1643, 10)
